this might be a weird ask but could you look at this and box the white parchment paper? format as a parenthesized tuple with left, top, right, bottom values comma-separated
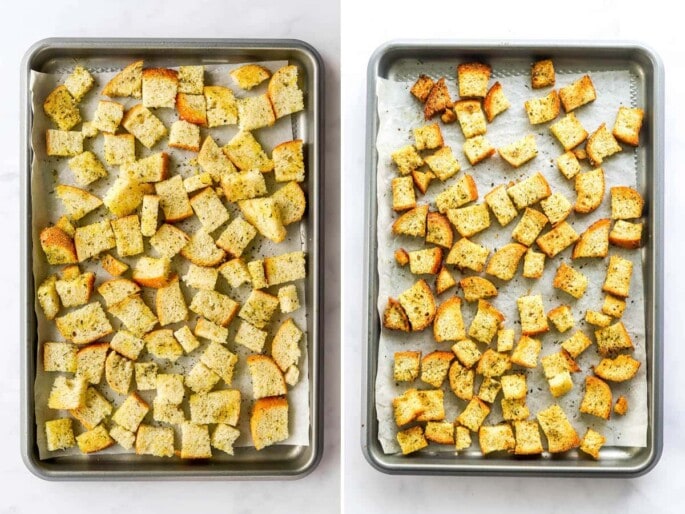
(31, 60, 310, 459)
(375, 67, 647, 454)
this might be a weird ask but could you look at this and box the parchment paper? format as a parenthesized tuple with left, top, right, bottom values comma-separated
(31, 60, 310, 459)
(375, 67, 648, 454)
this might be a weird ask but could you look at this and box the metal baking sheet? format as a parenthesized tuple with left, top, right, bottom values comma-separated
(362, 40, 663, 477)
(20, 38, 323, 480)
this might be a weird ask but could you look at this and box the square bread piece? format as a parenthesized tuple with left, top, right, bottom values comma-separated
(190, 389, 241, 425)
(46, 130, 83, 157)
(64, 65, 95, 101)
(103, 133, 135, 165)
(176, 93, 207, 125)
(169, 120, 201, 152)
(181, 422, 212, 459)
(498, 134, 537, 168)
(231, 64, 271, 90)
(43, 85, 81, 130)
(155, 175, 194, 222)
(559, 75, 596, 112)
(612, 106, 644, 146)
(219, 258, 252, 288)
(268, 64, 304, 118)
(48, 376, 87, 410)
(250, 396, 289, 451)
(121, 104, 168, 149)
(92, 100, 124, 134)
(524, 90, 560, 124)
(550, 113, 588, 151)
(136, 425, 174, 457)
(204, 85, 238, 127)
(43, 342, 78, 372)
(190, 187, 229, 233)
(45, 418, 76, 451)
(212, 424, 241, 455)
(134, 362, 158, 391)
(278, 284, 300, 313)
(76, 424, 114, 454)
(178, 65, 204, 94)
(454, 100, 487, 139)
(484, 81, 510, 122)
(238, 94, 276, 131)
(142, 68, 179, 109)
(413, 123, 443, 150)
(531, 59, 555, 89)
(67, 151, 108, 186)
(457, 62, 491, 98)
(463, 135, 495, 165)
(556, 151, 581, 179)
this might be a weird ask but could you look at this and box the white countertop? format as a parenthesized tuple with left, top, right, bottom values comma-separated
(0, 0, 340, 512)
(341, 1, 684, 512)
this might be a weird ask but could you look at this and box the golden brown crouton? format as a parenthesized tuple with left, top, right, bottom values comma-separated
(510, 336, 542, 368)
(396, 426, 428, 455)
(454, 100, 487, 139)
(397, 280, 436, 332)
(611, 186, 644, 220)
(457, 397, 491, 432)
(615, 396, 629, 416)
(394, 351, 421, 382)
(580, 428, 606, 460)
(522, 248, 546, 279)
(602, 255, 633, 298)
(561, 331, 593, 358)
(550, 113, 587, 151)
(580, 376, 612, 420)
(391, 145, 423, 175)
(447, 203, 490, 238)
(536, 222, 580, 258)
(459, 276, 497, 303)
(425, 421, 455, 445)
(517, 294, 549, 336)
(507, 172, 551, 210)
(449, 360, 474, 400)
(485, 243, 527, 281)
(435, 174, 478, 213)
(553, 262, 588, 298)
(531, 59, 555, 89)
(556, 151, 581, 180)
(426, 212, 453, 249)
(559, 75, 596, 112)
(477, 350, 511, 378)
(585, 310, 612, 327)
(573, 218, 610, 259)
(612, 106, 644, 146)
(421, 351, 454, 387)
(496, 328, 515, 352)
(485, 184, 518, 227)
(498, 134, 538, 168)
(394, 248, 410, 267)
(43, 85, 81, 130)
(574, 167, 606, 213)
(392, 176, 417, 212)
(455, 425, 472, 451)
(479, 424, 515, 455)
(524, 90, 560, 124)
(602, 294, 626, 318)
(594, 354, 641, 382)
(408, 247, 442, 275)
(392, 204, 428, 237)
(595, 322, 634, 356)
(410, 74, 434, 102)
(463, 135, 495, 165)
(424, 146, 461, 182)
(547, 305, 575, 333)
(483, 81, 510, 122)
(424, 77, 453, 119)
(477, 377, 502, 403)
(435, 266, 457, 294)
(536, 404, 580, 453)
(412, 170, 434, 194)
(587, 124, 622, 166)
(433, 296, 465, 342)
(609, 220, 643, 249)
(457, 62, 491, 98)
(512, 208, 549, 247)
(446, 238, 489, 272)
(413, 123, 444, 150)
(513, 420, 543, 455)
(468, 299, 504, 344)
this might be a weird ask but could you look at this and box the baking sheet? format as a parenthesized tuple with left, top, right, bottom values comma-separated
(374, 66, 648, 454)
(31, 60, 310, 459)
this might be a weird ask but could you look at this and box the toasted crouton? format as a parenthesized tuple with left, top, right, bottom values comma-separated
(174, 325, 200, 355)
(91, 100, 124, 134)
(408, 247, 442, 275)
(394, 351, 421, 382)
(556, 151, 581, 180)
(182, 263, 218, 291)
(55, 302, 113, 345)
(180, 422, 212, 459)
(424, 421, 455, 445)
(446, 237, 489, 272)
(37, 273, 60, 318)
(108, 295, 157, 337)
(132, 256, 172, 288)
(247, 260, 267, 289)
(449, 360, 474, 400)
(413, 123, 444, 150)
(250, 396, 290, 450)
(460, 276, 497, 303)
(48, 375, 87, 410)
(45, 418, 76, 451)
(602, 294, 626, 318)
(447, 204, 490, 238)
(603, 255, 633, 297)
(536, 404, 580, 453)
(496, 328, 514, 352)
(237, 94, 276, 131)
(75, 342, 108, 384)
(523, 247, 547, 279)
(263, 251, 306, 286)
(46, 129, 83, 156)
(103, 177, 150, 218)
(610, 220, 643, 249)
(611, 186, 644, 219)
(176, 93, 207, 125)
(153, 175, 193, 222)
(479, 424, 515, 455)
(76, 424, 114, 454)
(468, 299, 504, 344)
(510, 336, 541, 368)
(54, 185, 102, 222)
(561, 331, 593, 358)
(435, 266, 456, 294)
(595, 322, 634, 356)
(224, 130, 274, 172)
(64, 65, 94, 101)
(477, 350, 512, 378)
(507, 172, 551, 210)
(559, 75, 596, 112)
(234, 320, 268, 352)
(579, 428, 606, 460)
(156, 278, 188, 326)
(109, 331, 145, 361)
(612, 106, 644, 146)
(457, 398, 491, 432)
(594, 354, 640, 382)
(424, 78, 453, 119)
(575, 167, 606, 214)
(177, 65, 204, 94)
(135, 425, 174, 457)
(142, 68, 178, 108)
(454, 100, 486, 138)
(144, 329, 184, 362)
(202, 85, 238, 127)
(110, 215, 144, 258)
(270, 319, 302, 373)
(150, 223, 189, 259)
(105, 351, 133, 395)
(540, 192, 572, 226)
(230, 64, 270, 90)
(615, 396, 629, 415)
(55, 269, 95, 308)
(420, 351, 454, 388)
(219, 258, 251, 288)
(396, 426, 428, 455)
(498, 134, 538, 168)
(424, 147, 461, 182)
(531, 59, 555, 89)
(198, 136, 237, 181)
(550, 112, 587, 151)
(457, 62, 491, 98)
(455, 425, 473, 451)
(268, 65, 304, 118)
(433, 296, 465, 342)
(547, 305, 575, 333)
(410, 74, 434, 102)
(190, 290, 239, 327)
(168, 120, 201, 152)
(103, 60, 142, 98)
(239, 197, 287, 243)
(512, 208, 548, 247)
(211, 424, 240, 456)
(247, 355, 286, 400)
(55, 216, 76, 237)
(67, 151, 107, 186)
(524, 90, 560, 124)
(190, 389, 240, 426)
(463, 135, 495, 165)
(435, 174, 478, 213)
(391, 145, 423, 176)
(553, 262, 588, 298)
(580, 376, 612, 420)
(573, 218, 610, 258)
(485, 184, 518, 227)
(574, 148, 587, 160)
(73, 220, 116, 262)
(216, 217, 258, 258)
(121, 153, 169, 185)
(483, 81, 510, 122)
(189, 187, 229, 233)
(134, 362, 158, 391)
(547, 371, 574, 398)
(501, 374, 527, 400)
(513, 420, 543, 455)
(121, 104, 167, 149)
(517, 294, 549, 336)
(501, 398, 530, 421)
(238, 289, 279, 329)
(426, 212, 453, 249)
(185, 362, 220, 394)
(272, 181, 306, 226)
(392, 204, 428, 237)
(451, 339, 482, 369)
(536, 221, 580, 258)
(541, 351, 580, 379)
(587, 124, 621, 166)
(392, 176, 416, 211)
(486, 243, 527, 281)
(397, 279, 436, 332)
(43, 85, 81, 130)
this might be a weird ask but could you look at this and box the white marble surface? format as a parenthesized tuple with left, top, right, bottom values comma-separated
(341, 1, 684, 512)
(1, 0, 339, 512)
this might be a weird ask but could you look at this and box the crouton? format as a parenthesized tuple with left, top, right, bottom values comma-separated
(587, 124, 621, 166)
(40, 226, 78, 265)
(396, 426, 428, 455)
(594, 354, 641, 382)
(248, 259, 268, 289)
(46, 129, 83, 156)
(454, 100, 487, 138)
(251, 396, 290, 450)
(109, 215, 144, 258)
(413, 123, 444, 150)
(271, 181, 306, 226)
(477, 350, 512, 378)
(512, 208, 548, 247)
(394, 351, 421, 382)
(497, 328, 515, 352)
(247, 355, 287, 400)
(174, 325, 200, 354)
(524, 90, 560, 124)
(536, 222, 580, 258)
(185, 362, 220, 394)
(104, 177, 150, 219)
(413, 389, 445, 422)
(211, 424, 240, 456)
(410, 74, 434, 102)
(75, 342, 108, 384)
(152, 176, 192, 222)
(120, 104, 167, 149)
(176, 93, 207, 125)
(54, 268, 94, 308)
(559, 75, 596, 112)
(135, 425, 174, 457)
(168, 119, 201, 152)
(43, 85, 81, 130)
(270, 319, 302, 373)
(268, 64, 304, 118)
(76, 424, 114, 454)
(612, 106, 644, 146)
(100, 254, 129, 277)
(580, 376, 612, 420)
(435, 175, 478, 213)
(214, 218, 257, 260)
(573, 218, 610, 259)
(611, 186, 644, 219)
(195, 317, 228, 344)
(48, 375, 87, 410)
(204, 85, 238, 127)
(460, 276, 497, 302)
(586, 309, 612, 327)
(433, 267, 456, 295)
(433, 296, 465, 342)
(180, 423, 212, 460)
(177, 65, 204, 94)
(419, 351, 453, 388)
(463, 135, 495, 165)
(579, 428, 606, 460)
(556, 151, 581, 180)
(446, 237, 490, 272)
(218, 258, 251, 289)
(468, 299, 504, 344)
(561, 331, 593, 358)
(485, 243, 527, 281)
(595, 322, 634, 356)
(109, 331, 145, 361)
(391, 145, 423, 176)
(143, 329, 183, 362)
(602, 294, 626, 318)
(263, 251, 306, 286)
(230, 64, 270, 90)
(392, 176, 416, 211)
(108, 294, 157, 337)
(425, 212, 453, 249)
(483, 81, 510, 122)
(498, 134, 538, 168)
(485, 184, 518, 227)
(507, 172, 551, 210)
(142, 68, 178, 108)
(131, 256, 172, 288)
(553, 262, 588, 298)
(408, 247, 442, 275)
(478, 424, 515, 455)
(424, 147, 461, 182)
(189, 289, 239, 327)
(510, 336, 541, 368)
(55, 216, 76, 237)
(392, 204, 428, 238)
(155, 278, 188, 326)
(423, 77, 453, 119)
(513, 420, 543, 455)
(198, 136, 237, 181)
(190, 389, 241, 426)
(103, 60, 142, 98)
(501, 374, 527, 400)
(64, 65, 94, 101)
(397, 279, 436, 332)
(603, 255, 633, 298)
(449, 360, 474, 400)
(531, 59, 555, 89)
(189, 187, 229, 233)
(615, 396, 629, 416)
(180, 228, 225, 267)
(547, 305, 575, 333)
(547, 371, 574, 398)
(104, 133, 136, 166)
(501, 398, 530, 421)
(536, 404, 580, 453)
(237, 289, 278, 330)
(574, 167, 605, 214)
(454, 425, 473, 451)
(45, 418, 76, 451)
(43, 341, 77, 373)
(574, 148, 587, 160)
(233, 320, 267, 353)
(423, 421, 454, 445)
(153, 395, 187, 424)
(91, 100, 124, 134)
(517, 294, 549, 336)
(541, 351, 580, 379)
(457, 62, 491, 98)
(447, 203, 490, 237)
(237, 94, 276, 131)
(224, 130, 274, 172)
(539, 193, 571, 228)
(134, 362, 157, 391)
(182, 263, 218, 291)
(149, 224, 189, 260)
(457, 398, 491, 432)
(609, 220, 643, 249)
(550, 112, 587, 151)
(55, 302, 113, 345)
(67, 151, 108, 186)
(105, 351, 133, 395)
(239, 197, 287, 243)
(451, 339, 482, 369)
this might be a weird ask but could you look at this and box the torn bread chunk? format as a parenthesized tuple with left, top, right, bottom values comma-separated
(155, 175, 194, 222)
(391, 145, 423, 176)
(580, 376, 612, 420)
(410, 74, 434, 102)
(498, 134, 538, 168)
(76, 424, 114, 454)
(580, 428, 606, 460)
(425, 421, 455, 445)
(180, 422, 212, 459)
(468, 299, 504, 344)
(247, 355, 287, 399)
(103, 177, 150, 218)
(190, 187, 229, 233)
(176, 93, 207, 126)
(479, 424, 515, 455)
(507, 172, 551, 210)
(230, 64, 270, 90)
(111, 215, 144, 257)
(190, 290, 239, 327)
(397, 279, 436, 332)
(55, 302, 113, 345)
(485, 184, 518, 227)
(169, 120, 201, 152)
(40, 226, 77, 265)
(451, 339, 482, 369)
(595, 322, 634, 357)
(612, 106, 644, 146)
(396, 425, 428, 455)
(134, 362, 158, 391)
(55, 185, 102, 222)
(185, 362, 220, 394)
(238, 289, 280, 329)
(602, 255, 633, 298)
(92, 100, 124, 134)
(512, 208, 548, 247)
(108, 295, 158, 337)
(204, 85, 238, 127)
(383, 298, 410, 332)
(587, 124, 621, 166)
(611, 186, 644, 219)
(457, 62, 491, 98)
(424, 147, 461, 182)
(531, 59, 555, 89)
(477, 350, 511, 378)
(517, 294, 549, 336)
(424, 77, 453, 119)
(45, 418, 76, 451)
(483, 81, 510, 122)
(178, 65, 204, 94)
(447, 203, 490, 238)
(109, 331, 145, 361)
(121, 153, 169, 184)
(55, 269, 95, 308)
(460, 276, 497, 303)
(550, 112, 587, 151)
(547, 305, 575, 333)
(135, 425, 174, 457)
(573, 218, 610, 259)
(556, 151, 581, 180)
(46, 130, 83, 157)
(144, 329, 183, 362)
(414, 390, 445, 422)
(524, 90, 560, 124)
(486, 243, 527, 281)
(211, 424, 240, 456)
(559, 75, 596, 112)
(553, 262, 588, 298)
(43, 85, 81, 130)
(435, 174, 478, 213)
(496, 328, 515, 353)
(540, 192, 572, 226)
(610, 220, 643, 249)
(103, 60, 142, 98)
(408, 247, 442, 275)
(522, 248, 545, 279)
(501, 374, 527, 400)
(510, 336, 542, 368)
(55, 216, 76, 237)
(198, 136, 237, 181)
(105, 351, 133, 395)
(239, 197, 287, 243)
(76, 343, 108, 384)
(454, 100, 486, 138)
(463, 135, 495, 165)
(64, 65, 94, 101)
(536, 404, 580, 453)
(449, 360, 474, 400)
(433, 296, 465, 343)
(237, 93, 276, 131)
(501, 398, 530, 421)
(264, 251, 306, 286)
(43, 341, 77, 373)
(156, 278, 188, 326)
(97, 278, 140, 308)
(594, 354, 641, 382)
(48, 376, 87, 410)
(216, 217, 257, 258)
(132, 256, 172, 288)
(142, 68, 178, 108)
(446, 237, 490, 272)
(268, 64, 304, 118)
(234, 320, 268, 353)
(536, 221, 579, 258)
(248, 260, 267, 289)
(182, 263, 218, 291)
(67, 151, 107, 186)
(221, 169, 267, 203)
(413, 123, 443, 151)
(121, 104, 167, 149)
(561, 331, 593, 358)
